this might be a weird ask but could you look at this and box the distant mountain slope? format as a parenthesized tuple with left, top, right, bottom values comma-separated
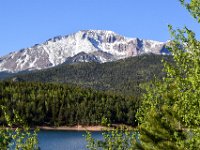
(0, 72, 13, 80)
(0, 30, 169, 72)
(11, 54, 173, 95)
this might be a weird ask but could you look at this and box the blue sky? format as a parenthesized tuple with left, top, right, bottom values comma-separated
(0, 0, 199, 57)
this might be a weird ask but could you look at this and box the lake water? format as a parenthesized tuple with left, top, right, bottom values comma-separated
(38, 130, 103, 150)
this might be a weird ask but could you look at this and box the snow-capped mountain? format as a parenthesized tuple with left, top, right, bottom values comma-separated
(0, 30, 169, 72)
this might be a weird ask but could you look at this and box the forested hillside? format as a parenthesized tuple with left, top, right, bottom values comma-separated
(10, 54, 173, 95)
(0, 81, 139, 126)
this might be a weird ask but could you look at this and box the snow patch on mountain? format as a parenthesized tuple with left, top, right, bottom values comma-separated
(0, 30, 169, 72)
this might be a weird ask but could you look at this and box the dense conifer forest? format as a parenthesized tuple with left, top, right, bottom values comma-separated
(9, 54, 173, 96)
(0, 54, 173, 127)
(0, 81, 139, 126)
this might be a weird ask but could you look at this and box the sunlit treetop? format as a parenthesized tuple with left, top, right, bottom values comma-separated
(180, 0, 200, 22)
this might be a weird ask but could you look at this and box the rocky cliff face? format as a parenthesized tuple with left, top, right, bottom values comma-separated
(0, 30, 169, 72)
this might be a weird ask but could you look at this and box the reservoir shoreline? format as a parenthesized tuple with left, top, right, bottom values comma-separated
(37, 125, 107, 131)
(1, 124, 134, 131)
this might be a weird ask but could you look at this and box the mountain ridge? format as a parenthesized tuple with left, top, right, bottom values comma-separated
(0, 30, 169, 72)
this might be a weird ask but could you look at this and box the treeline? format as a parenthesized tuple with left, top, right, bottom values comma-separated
(10, 54, 173, 96)
(0, 81, 139, 127)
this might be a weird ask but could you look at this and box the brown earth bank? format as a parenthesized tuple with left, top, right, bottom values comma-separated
(0, 124, 135, 131)
(37, 125, 106, 131)
(0, 125, 105, 131)
(36, 124, 134, 131)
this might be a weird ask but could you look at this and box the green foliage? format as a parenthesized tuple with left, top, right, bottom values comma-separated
(85, 1, 200, 149)
(180, 0, 200, 22)
(8, 54, 172, 96)
(0, 81, 139, 126)
(0, 106, 39, 150)
(136, 1, 200, 149)
(101, 117, 110, 127)
(86, 127, 140, 150)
